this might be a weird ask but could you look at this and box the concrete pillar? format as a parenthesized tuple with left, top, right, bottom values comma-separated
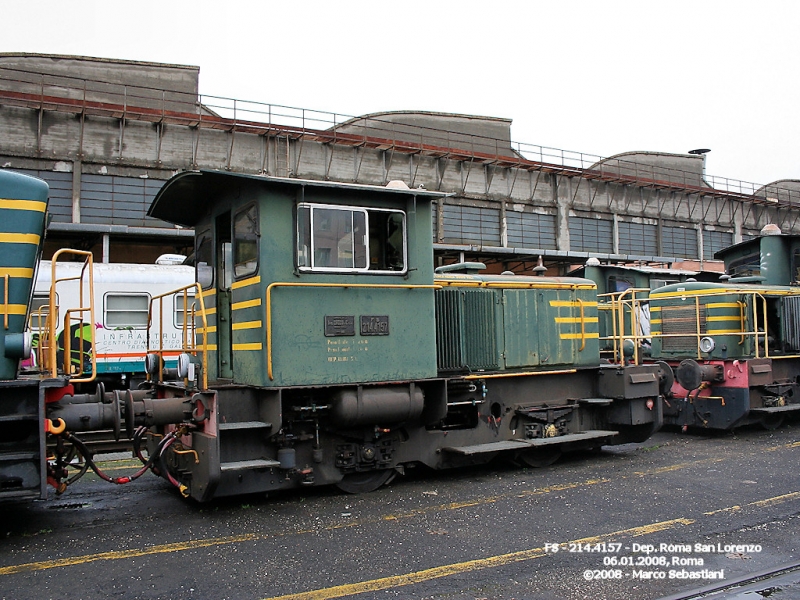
(71, 160, 81, 223)
(697, 227, 704, 262)
(733, 206, 744, 243)
(555, 175, 570, 251)
(102, 234, 110, 263)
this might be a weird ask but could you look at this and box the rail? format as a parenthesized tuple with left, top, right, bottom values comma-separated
(1, 65, 799, 208)
(146, 283, 208, 390)
(599, 288, 774, 364)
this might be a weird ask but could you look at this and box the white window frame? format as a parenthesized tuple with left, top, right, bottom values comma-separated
(297, 202, 407, 274)
(103, 292, 151, 329)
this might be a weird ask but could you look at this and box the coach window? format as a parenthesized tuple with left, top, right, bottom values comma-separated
(104, 293, 150, 328)
(29, 293, 55, 331)
(234, 204, 259, 279)
(196, 229, 213, 289)
(174, 292, 197, 328)
(297, 203, 405, 273)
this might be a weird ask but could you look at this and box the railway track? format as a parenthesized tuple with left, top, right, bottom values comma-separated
(658, 560, 800, 599)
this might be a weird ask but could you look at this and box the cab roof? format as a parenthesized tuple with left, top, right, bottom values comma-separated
(148, 170, 447, 228)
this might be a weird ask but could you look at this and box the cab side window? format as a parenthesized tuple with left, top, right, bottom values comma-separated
(297, 203, 405, 274)
(234, 204, 259, 279)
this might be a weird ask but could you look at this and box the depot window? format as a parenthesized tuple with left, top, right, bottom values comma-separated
(104, 293, 150, 328)
(296, 203, 406, 273)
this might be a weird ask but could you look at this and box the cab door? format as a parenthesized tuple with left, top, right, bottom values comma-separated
(216, 212, 233, 379)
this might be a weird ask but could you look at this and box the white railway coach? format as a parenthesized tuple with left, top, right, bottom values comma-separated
(28, 257, 196, 390)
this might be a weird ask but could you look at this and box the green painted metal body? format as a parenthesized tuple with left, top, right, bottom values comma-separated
(434, 274, 600, 372)
(0, 170, 48, 380)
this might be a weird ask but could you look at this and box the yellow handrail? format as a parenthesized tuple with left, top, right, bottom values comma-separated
(146, 283, 208, 390)
(600, 287, 774, 362)
(46, 249, 95, 382)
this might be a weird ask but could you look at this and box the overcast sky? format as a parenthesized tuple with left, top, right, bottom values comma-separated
(3, 1, 799, 188)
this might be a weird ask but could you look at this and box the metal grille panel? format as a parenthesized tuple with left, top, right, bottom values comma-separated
(661, 305, 706, 351)
(782, 296, 800, 352)
(435, 288, 498, 371)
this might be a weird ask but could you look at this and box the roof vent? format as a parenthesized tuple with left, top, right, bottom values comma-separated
(386, 180, 410, 190)
(155, 254, 187, 265)
(760, 223, 782, 236)
(585, 257, 601, 267)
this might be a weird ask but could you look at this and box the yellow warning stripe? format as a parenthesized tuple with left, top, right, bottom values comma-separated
(232, 275, 261, 290)
(555, 317, 598, 324)
(232, 298, 262, 311)
(559, 333, 600, 340)
(232, 343, 262, 351)
(0, 199, 47, 212)
(0, 233, 40, 244)
(0, 267, 33, 278)
(549, 300, 598, 308)
(232, 320, 262, 331)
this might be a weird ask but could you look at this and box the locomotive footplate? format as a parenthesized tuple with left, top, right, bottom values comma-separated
(442, 430, 619, 455)
(749, 405, 800, 414)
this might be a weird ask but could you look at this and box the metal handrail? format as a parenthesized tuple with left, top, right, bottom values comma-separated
(44, 249, 95, 381)
(146, 283, 208, 390)
(600, 288, 776, 363)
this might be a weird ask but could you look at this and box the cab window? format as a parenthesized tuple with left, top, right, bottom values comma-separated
(297, 203, 406, 274)
(234, 204, 259, 279)
(195, 229, 213, 290)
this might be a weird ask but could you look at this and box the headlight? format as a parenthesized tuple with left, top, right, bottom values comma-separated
(699, 337, 716, 353)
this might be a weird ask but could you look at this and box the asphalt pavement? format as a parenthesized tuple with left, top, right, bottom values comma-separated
(1, 425, 799, 600)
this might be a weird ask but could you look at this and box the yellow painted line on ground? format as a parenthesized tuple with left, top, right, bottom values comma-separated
(704, 490, 800, 515)
(0, 534, 263, 576)
(633, 457, 725, 476)
(749, 490, 800, 508)
(766, 441, 800, 452)
(6, 449, 799, 579)
(383, 478, 610, 521)
(263, 518, 695, 600)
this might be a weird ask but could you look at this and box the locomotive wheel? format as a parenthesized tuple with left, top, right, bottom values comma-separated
(518, 447, 562, 468)
(335, 469, 395, 494)
(760, 414, 785, 431)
